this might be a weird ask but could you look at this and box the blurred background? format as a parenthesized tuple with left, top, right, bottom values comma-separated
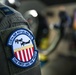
(1, 0, 76, 75)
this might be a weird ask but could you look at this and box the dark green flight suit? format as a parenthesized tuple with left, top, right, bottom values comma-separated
(0, 3, 41, 75)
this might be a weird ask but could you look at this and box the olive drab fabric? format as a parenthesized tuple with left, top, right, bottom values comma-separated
(0, 3, 41, 75)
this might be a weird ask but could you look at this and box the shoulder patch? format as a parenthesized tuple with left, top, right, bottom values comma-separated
(0, 7, 14, 15)
(8, 28, 38, 68)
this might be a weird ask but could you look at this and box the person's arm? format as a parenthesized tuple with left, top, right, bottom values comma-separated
(0, 3, 41, 75)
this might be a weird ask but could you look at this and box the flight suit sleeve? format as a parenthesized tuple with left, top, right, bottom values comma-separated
(0, 3, 41, 75)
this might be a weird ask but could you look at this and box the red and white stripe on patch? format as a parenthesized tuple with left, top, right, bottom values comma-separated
(14, 47, 34, 62)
